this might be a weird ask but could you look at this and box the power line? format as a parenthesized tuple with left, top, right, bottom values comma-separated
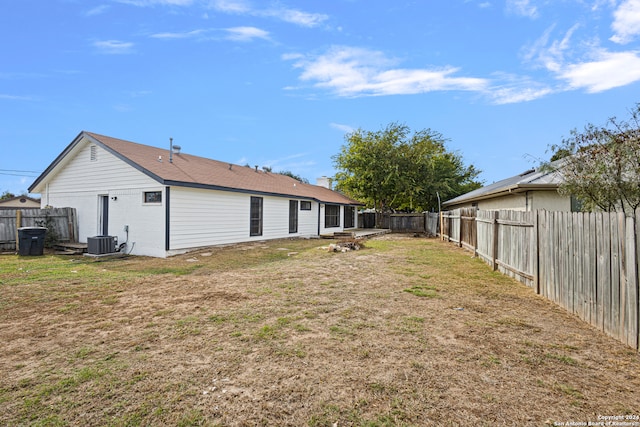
(0, 169, 41, 173)
(0, 172, 39, 177)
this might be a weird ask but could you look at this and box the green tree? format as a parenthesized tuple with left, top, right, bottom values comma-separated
(332, 123, 481, 213)
(277, 170, 309, 184)
(548, 103, 640, 216)
(1, 190, 16, 200)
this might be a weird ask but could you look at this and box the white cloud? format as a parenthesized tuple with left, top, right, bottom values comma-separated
(0, 94, 34, 101)
(281, 53, 304, 61)
(610, 0, 640, 44)
(224, 26, 270, 42)
(151, 29, 207, 39)
(115, 0, 193, 6)
(93, 40, 135, 54)
(85, 5, 110, 16)
(487, 80, 554, 104)
(287, 46, 488, 97)
(209, 0, 251, 13)
(209, 0, 327, 27)
(524, 24, 579, 72)
(506, 0, 538, 18)
(559, 50, 640, 92)
(264, 8, 328, 28)
(524, 23, 640, 93)
(330, 123, 355, 133)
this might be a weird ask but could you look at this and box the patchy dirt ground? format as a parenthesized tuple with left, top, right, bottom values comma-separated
(1, 235, 639, 426)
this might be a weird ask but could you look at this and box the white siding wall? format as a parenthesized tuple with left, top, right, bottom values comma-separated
(43, 143, 166, 257)
(169, 187, 320, 252)
(299, 201, 319, 236)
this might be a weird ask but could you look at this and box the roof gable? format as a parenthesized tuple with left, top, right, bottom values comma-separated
(0, 195, 40, 206)
(443, 160, 565, 207)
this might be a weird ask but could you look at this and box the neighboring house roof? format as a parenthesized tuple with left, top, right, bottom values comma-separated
(0, 195, 41, 207)
(30, 131, 362, 206)
(443, 160, 564, 207)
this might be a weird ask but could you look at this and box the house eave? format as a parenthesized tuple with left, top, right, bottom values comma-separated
(164, 180, 363, 206)
(442, 184, 560, 207)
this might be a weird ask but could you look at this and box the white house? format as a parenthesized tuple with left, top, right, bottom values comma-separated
(442, 161, 576, 212)
(29, 131, 362, 257)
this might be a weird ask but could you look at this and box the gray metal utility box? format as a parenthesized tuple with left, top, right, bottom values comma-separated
(87, 236, 117, 255)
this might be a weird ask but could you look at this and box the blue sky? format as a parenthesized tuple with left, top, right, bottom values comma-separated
(2, 0, 640, 197)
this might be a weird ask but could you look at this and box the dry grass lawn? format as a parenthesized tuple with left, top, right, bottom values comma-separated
(1, 235, 639, 426)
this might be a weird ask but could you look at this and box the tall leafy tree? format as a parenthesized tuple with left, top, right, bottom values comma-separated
(1, 191, 16, 200)
(277, 170, 309, 184)
(548, 103, 640, 216)
(333, 123, 481, 212)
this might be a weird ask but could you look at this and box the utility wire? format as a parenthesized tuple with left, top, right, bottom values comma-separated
(0, 169, 40, 173)
(0, 172, 39, 177)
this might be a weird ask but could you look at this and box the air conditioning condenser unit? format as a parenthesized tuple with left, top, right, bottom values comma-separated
(87, 236, 117, 255)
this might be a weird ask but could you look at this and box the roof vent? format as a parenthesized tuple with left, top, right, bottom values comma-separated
(172, 145, 181, 154)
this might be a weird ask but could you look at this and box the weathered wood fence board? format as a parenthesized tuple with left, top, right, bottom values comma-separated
(425, 212, 439, 236)
(0, 208, 78, 251)
(383, 212, 441, 235)
(389, 214, 425, 233)
(441, 208, 640, 351)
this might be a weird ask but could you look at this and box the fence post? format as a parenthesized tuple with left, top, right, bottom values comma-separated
(636, 213, 640, 350)
(624, 214, 639, 350)
(15, 210, 22, 253)
(534, 210, 540, 294)
(492, 210, 499, 271)
(474, 212, 478, 257)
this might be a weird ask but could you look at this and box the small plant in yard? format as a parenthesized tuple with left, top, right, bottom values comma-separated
(403, 285, 438, 298)
(545, 353, 579, 366)
(35, 212, 60, 248)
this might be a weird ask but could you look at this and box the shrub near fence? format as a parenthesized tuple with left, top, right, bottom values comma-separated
(441, 208, 640, 351)
(0, 208, 78, 251)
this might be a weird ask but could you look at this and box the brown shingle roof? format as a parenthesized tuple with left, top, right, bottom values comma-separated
(85, 132, 360, 205)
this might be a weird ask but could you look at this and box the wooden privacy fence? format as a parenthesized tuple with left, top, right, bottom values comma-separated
(359, 212, 439, 235)
(377, 212, 440, 235)
(389, 214, 425, 232)
(0, 208, 78, 251)
(441, 208, 639, 351)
